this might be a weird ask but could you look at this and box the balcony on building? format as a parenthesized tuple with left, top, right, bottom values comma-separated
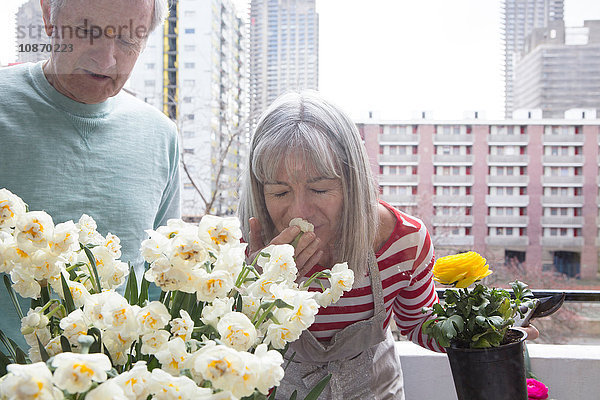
(379, 194, 418, 205)
(485, 215, 529, 225)
(485, 235, 530, 247)
(541, 175, 584, 185)
(541, 236, 585, 248)
(486, 195, 529, 206)
(432, 175, 474, 185)
(487, 154, 529, 164)
(433, 154, 474, 164)
(378, 175, 418, 184)
(432, 195, 474, 205)
(487, 175, 529, 185)
(379, 154, 419, 163)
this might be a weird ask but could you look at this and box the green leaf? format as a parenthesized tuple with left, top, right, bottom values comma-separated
(267, 387, 277, 400)
(60, 335, 72, 353)
(124, 263, 138, 305)
(0, 329, 17, 361)
(14, 346, 27, 364)
(0, 350, 11, 375)
(3, 275, 24, 320)
(138, 273, 150, 307)
(87, 327, 102, 354)
(60, 273, 76, 314)
(82, 244, 102, 293)
(289, 390, 298, 400)
(36, 334, 50, 362)
(487, 316, 505, 329)
(274, 299, 294, 310)
(302, 374, 331, 400)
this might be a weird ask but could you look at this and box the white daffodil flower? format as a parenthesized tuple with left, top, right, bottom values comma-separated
(170, 310, 194, 342)
(0, 362, 61, 400)
(76, 214, 102, 245)
(141, 329, 170, 355)
(137, 301, 171, 334)
(198, 215, 243, 248)
(0, 188, 27, 230)
(112, 361, 152, 399)
(15, 211, 54, 249)
(195, 269, 234, 302)
(261, 244, 297, 282)
(51, 352, 112, 394)
(289, 217, 314, 233)
(201, 296, 234, 328)
(149, 368, 214, 400)
(217, 311, 258, 352)
(85, 379, 128, 400)
(48, 220, 79, 256)
(155, 337, 189, 375)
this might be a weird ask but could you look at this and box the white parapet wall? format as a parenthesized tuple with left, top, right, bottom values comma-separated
(396, 341, 600, 399)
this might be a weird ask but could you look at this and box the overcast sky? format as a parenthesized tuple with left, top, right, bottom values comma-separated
(2, 0, 600, 120)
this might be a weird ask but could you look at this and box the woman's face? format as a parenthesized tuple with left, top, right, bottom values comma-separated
(263, 156, 344, 249)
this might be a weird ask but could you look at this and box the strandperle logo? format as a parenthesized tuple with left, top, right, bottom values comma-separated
(16, 19, 149, 44)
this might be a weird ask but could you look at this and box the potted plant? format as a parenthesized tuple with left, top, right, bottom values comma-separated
(422, 251, 537, 400)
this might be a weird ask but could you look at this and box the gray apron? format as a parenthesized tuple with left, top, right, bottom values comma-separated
(276, 252, 404, 400)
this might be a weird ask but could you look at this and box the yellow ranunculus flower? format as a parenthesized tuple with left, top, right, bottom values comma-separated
(433, 251, 492, 288)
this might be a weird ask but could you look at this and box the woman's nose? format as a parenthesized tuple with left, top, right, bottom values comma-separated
(289, 192, 312, 219)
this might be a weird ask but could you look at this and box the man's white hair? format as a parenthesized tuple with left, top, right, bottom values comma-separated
(48, 0, 169, 32)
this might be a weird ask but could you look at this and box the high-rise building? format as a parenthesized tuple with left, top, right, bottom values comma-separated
(14, 0, 50, 64)
(514, 20, 600, 118)
(249, 0, 318, 126)
(358, 115, 599, 280)
(129, 0, 248, 220)
(502, 0, 563, 118)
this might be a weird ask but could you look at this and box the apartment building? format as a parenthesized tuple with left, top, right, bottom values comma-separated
(358, 116, 599, 280)
(249, 0, 318, 126)
(129, 0, 248, 219)
(514, 20, 600, 118)
(502, 0, 564, 118)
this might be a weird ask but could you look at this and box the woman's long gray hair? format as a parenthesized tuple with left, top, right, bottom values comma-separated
(239, 91, 379, 277)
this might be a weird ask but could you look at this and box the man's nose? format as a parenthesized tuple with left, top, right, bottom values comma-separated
(89, 35, 117, 71)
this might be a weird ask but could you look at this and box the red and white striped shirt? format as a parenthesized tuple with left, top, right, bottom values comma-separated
(304, 201, 443, 353)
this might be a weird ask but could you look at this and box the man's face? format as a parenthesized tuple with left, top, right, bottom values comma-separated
(42, 0, 153, 104)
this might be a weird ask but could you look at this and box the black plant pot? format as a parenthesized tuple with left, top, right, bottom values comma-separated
(446, 328, 528, 400)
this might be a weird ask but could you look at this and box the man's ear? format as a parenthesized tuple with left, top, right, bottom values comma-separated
(40, 0, 53, 37)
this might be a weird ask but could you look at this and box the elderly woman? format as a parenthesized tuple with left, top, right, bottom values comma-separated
(239, 90, 442, 399)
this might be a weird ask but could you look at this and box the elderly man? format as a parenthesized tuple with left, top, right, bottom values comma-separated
(0, 0, 180, 348)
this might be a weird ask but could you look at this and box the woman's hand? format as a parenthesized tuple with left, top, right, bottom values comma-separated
(248, 217, 324, 278)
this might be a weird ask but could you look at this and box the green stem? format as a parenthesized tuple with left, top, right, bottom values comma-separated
(253, 301, 277, 328)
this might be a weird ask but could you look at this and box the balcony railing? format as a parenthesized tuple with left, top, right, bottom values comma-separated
(487, 175, 529, 185)
(541, 176, 584, 185)
(487, 134, 529, 143)
(486, 195, 529, 206)
(432, 195, 474, 205)
(485, 236, 530, 247)
(433, 134, 473, 143)
(378, 175, 419, 184)
(543, 134, 585, 143)
(431, 215, 474, 225)
(379, 154, 419, 163)
(432, 175, 474, 185)
(487, 154, 529, 164)
(379, 133, 419, 143)
(541, 236, 585, 247)
(542, 155, 584, 165)
(379, 194, 418, 204)
(433, 154, 474, 164)
(541, 216, 584, 226)
(485, 215, 528, 225)
(542, 195, 584, 205)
